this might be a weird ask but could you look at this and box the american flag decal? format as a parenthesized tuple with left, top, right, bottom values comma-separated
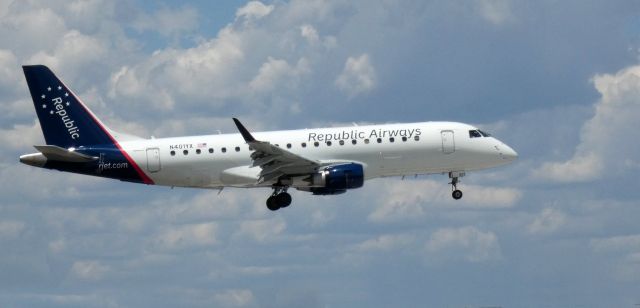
(197, 143, 207, 148)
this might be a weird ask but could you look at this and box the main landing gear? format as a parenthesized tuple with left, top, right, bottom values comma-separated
(449, 171, 465, 200)
(266, 186, 292, 211)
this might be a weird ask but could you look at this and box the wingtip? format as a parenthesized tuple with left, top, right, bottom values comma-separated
(232, 117, 256, 142)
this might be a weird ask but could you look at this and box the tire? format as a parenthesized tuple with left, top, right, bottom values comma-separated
(266, 196, 280, 211)
(277, 192, 292, 208)
(452, 190, 463, 200)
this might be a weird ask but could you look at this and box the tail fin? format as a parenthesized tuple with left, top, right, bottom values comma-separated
(22, 65, 115, 148)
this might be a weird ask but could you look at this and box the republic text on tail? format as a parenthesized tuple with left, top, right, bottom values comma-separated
(19, 65, 517, 211)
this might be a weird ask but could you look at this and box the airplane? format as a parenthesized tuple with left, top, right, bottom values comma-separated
(19, 65, 517, 211)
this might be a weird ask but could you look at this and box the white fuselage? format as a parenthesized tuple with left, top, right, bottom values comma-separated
(119, 121, 517, 189)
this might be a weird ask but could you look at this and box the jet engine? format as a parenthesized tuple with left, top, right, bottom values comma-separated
(302, 163, 364, 195)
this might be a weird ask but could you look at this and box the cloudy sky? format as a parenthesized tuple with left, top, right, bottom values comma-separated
(1, 0, 640, 307)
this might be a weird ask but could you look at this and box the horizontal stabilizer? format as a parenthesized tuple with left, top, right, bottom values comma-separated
(33, 145, 97, 162)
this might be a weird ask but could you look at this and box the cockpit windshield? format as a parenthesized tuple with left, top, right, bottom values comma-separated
(478, 130, 491, 137)
(469, 129, 491, 138)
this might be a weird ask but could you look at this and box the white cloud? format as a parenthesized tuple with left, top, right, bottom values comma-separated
(235, 1, 274, 22)
(335, 54, 376, 98)
(475, 0, 514, 25)
(425, 226, 502, 263)
(591, 234, 640, 253)
(133, 6, 199, 38)
(533, 153, 602, 183)
(590, 234, 640, 281)
(70, 260, 109, 280)
(48, 238, 66, 254)
(17, 293, 117, 307)
(0, 7, 67, 54)
(108, 26, 246, 110)
(0, 0, 10, 17)
(527, 208, 566, 235)
(368, 194, 426, 223)
(109, 65, 176, 110)
(309, 208, 335, 227)
(236, 218, 286, 243)
(0, 120, 44, 152)
(368, 179, 521, 223)
(27, 30, 107, 79)
(63, 0, 117, 34)
(534, 65, 640, 182)
(0, 220, 25, 239)
(213, 289, 254, 307)
(153, 222, 218, 250)
(300, 24, 320, 45)
(162, 189, 268, 223)
(249, 57, 310, 93)
(0, 49, 20, 94)
(353, 234, 415, 252)
(0, 165, 92, 201)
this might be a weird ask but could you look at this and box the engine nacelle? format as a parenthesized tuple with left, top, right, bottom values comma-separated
(308, 163, 364, 195)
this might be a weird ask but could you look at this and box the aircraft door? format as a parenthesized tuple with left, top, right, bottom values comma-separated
(441, 130, 455, 154)
(146, 148, 161, 172)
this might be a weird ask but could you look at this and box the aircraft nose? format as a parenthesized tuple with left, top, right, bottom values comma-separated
(501, 144, 518, 161)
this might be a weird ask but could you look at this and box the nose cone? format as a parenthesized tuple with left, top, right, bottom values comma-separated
(501, 144, 518, 162)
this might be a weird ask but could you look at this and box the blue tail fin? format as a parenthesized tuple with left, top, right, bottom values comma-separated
(23, 65, 114, 148)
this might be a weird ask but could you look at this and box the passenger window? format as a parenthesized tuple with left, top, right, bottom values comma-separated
(301, 142, 307, 148)
(339, 140, 345, 146)
(352, 140, 357, 145)
(389, 137, 395, 143)
(402, 136, 407, 142)
(326, 141, 332, 146)
(235, 146, 240, 152)
(183, 150, 188, 155)
(376, 138, 382, 143)
(196, 149, 201, 154)
(364, 139, 370, 144)
(414, 136, 420, 141)
(314, 142, 319, 147)
(208, 148, 214, 154)
(286, 143, 291, 149)
(221, 147, 227, 153)
(469, 130, 482, 138)
(170, 150, 176, 156)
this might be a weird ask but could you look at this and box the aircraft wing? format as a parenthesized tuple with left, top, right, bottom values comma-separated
(232, 118, 321, 183)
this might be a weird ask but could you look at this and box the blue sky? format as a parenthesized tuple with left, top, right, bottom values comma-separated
(1, 0, 640, 307)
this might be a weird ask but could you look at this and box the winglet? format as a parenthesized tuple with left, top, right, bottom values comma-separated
(232, 118, 256, 142)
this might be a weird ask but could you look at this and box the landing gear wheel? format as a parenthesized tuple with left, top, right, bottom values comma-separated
(265, 186, 293, 211)
(452, 189, 463, 200)
(277, 192, 292, 208)
(266, 196, 280, 211)
(448, 171, 465, 201)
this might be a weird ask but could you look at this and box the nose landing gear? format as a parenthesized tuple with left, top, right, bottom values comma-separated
(266, 186, 292, 211)
(449, 171, 464, 200)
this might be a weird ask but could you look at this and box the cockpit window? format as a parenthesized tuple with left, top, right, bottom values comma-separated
(469, 129, 492, 138)
(469, 130, 482, 138)
(478, 130, 491, 137)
